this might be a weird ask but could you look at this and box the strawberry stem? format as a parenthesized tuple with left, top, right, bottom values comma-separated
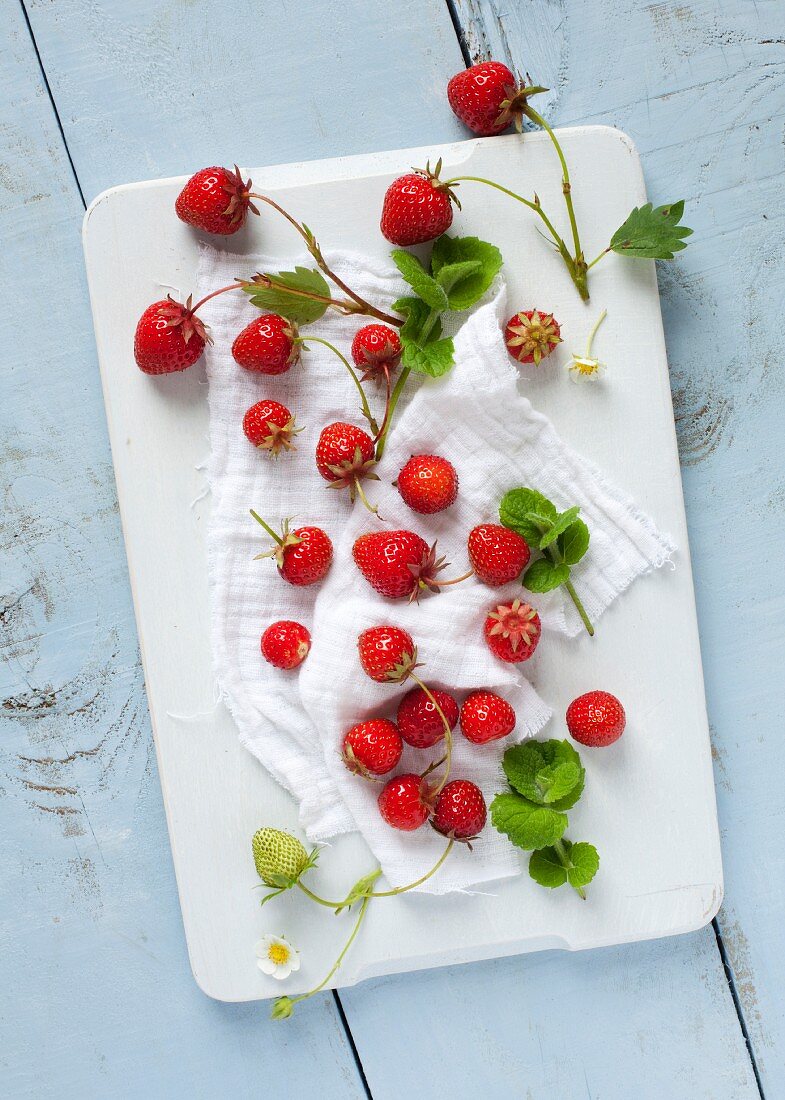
(190, 282, 244, 313)
(249, 509, 282, 545)
(523, 105, 583, 269)
(428, 569, 474, 588)
(353, 477, 380, 517)
(409, 673, 453, 795)
(562, 577, 594, 637)
(299, 336, 378, 434)
(369, 839, 454, 897)
(374, 365, 410, 460)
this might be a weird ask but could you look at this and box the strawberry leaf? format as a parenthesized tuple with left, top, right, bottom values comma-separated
(558, 519, 590, 565)
(394, 295, 455, 377)
(528, 847, 568, 889)
(565, 842, 600, 888)
(244, 266, 330, 324)
(499, 487, 557, 543)
(430, 235, 503, 310)
(502, 740, 584, 809)
(539, 506, 581, 549)
(391, 250, 448, 311)
(523, 558, 570, 593)
(609, 200, 693, 260)
(490, 791, 568, 851)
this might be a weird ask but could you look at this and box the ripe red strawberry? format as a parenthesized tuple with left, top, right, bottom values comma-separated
(351, 324, 402, 380)
(260, 621, 311, 670)
(380, 162, 456, 246)
(485, 598, 541, 663)
(460, 691, 516, 745)
(251, 514, 333, 587)
(232, 314, 299, 374)
(315, 422, 378, 508)
(175, 165, 259, 235)
(342, 719, 403, 778)
(396, 455, 458, 514)
(133, 296, 208, 374)
(505, 309, 562, 365)
(467, 523, 530, 586)
(352, 529, 453, 602)
(566, 691, 626, 747)
(432, 779, 487, 840)
(242, 400, 301, 454)
(378, 773, 430, 831)
(447, 63, 537, 136)
(396, 687, 459, 749)
(357, 626, 418, 684)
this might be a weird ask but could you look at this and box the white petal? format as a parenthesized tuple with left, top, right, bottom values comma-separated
(257, 957, 277, 975)
(288, 953, 301, 973)
(271, 963, 292, 981)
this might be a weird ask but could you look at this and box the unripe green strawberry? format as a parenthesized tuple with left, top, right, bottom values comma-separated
(251, 827, 310, 887)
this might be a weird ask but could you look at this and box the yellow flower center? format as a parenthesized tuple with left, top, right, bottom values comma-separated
(570, 356, 601, 376)
(268, 942, 291, 965)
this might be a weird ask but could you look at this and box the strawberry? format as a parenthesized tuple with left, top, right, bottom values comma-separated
(352, 529, 456, 602)
(460, 691, 516, 745)
(251, 514, 333, 587)
(243, 400, 301, 454)
(447, 63, 541, 137)
(566, 691, 626, 747)
(232, 314, 299, 374)
(342, 719, 403, 778)
(378, 773, 431, 831)
(260, 621, 311, 670)
(395, 455, 458, 515)
(396, 687, 459, 749)
(175, 165, 259, 235)
(432, 779, 487, 840)
(380, 162, 457, 246)
(315, 422, 379, 509)
(133, 296, 209, 375)
(351, 324, 402, 380)
(505, 309, 562, 365)
(485, 598, 541, 663)
(467, 523, 530, 586)
(357, 626, 418, 684)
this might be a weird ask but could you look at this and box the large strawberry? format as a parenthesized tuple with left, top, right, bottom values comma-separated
(484, 598, 541, 663)
(380, 162, 457, 246)
(243, 400, 300, 454)
(467, 523, 530, 586)
(566, 691, 626, 747)
(133, 295, 209, 375)
(378, 773, 431, 831)
(352, 529, 453, 601)
(460, 691, 516, 744)
(397, 687, 459, 749)
(396, 455, 458, 515)
(342, 719, 403, 778)
(357, 626, 418, 684)
(260, 621, 311, 669)
(432, 779, 487, 840)
(233, 314, 300, 374)
(175, 165, 259, 235)
(447, 63, 540, 136)
(315, 422, 379, 509)
(251, 513, 333, 587)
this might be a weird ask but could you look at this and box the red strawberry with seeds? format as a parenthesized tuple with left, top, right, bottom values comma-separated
(468, 523, 530, 586)
(316, 422, 379, 510)
(396, 455, 458, 515)
(380, 162, 457, 246)
(566, 691, 626, 747)
(251, 513, 333, 587)
(448, 62, 541, 136)
(342, 719, 403, 778)
(351, 324, 402, 380)
(175, 165, 259, 235)
(243, 400, 301, 454)
(485, 598, 541, 663)
(432, 779, 487, 840)
(460, 691, 516, 745)
(505, 309, 562, 365)
(134, 296, 209, 375)
(260, 621, 311, 670)
(357, 626, 418, 684)
(378, 773, 431, 831)
(397, 687, 459, 749)
(232, 314, 299, 374)
(353, 529, 465, 602)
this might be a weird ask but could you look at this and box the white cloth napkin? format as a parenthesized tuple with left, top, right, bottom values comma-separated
(197, 244, 675, 893)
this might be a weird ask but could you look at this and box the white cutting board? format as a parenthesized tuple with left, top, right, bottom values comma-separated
(82, 128, 722, 1003)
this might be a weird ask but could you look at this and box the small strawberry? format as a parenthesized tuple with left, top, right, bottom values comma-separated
(175, 165, 259, 235)
(396, 687, 459, 749)
(357, 626, 418, 684)
(133, 295, 209, 375)
(232, 314, 299, 374)
(378, 773, 431, 831)
(260, 621, 311, 670)
(447, 63, 544, 136)
(459, 691, 516, 745)
(251, 513, 333, 587)
(380, 161, 457, 246)
(353, 529, 464, 602)
(316, 422, 379, 509)
(505, 309, 562, 365)
(566, 691, 626, 747)
(432, 779, 487, 840)
(485, 598, 541, 663)
(467, 523, 531, 586)
(243, 400, 301, 454)
(342, 719, 403, 778)
(351, 324, 402, 380)
(395, 455, 458, 515)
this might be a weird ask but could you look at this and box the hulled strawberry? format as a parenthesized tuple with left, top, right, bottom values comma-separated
(505, 309, 562, 365)
(133, 296, 209, 375)
(467, 523, 530, 585)
(260, 621, 311, 670)
(251, 513, 333, 587)
(352, 529, 467, 602)
(351, 324, 402, 380)
(232, 314, 299, 374)
(175, 165, 259, 235)
(566, 691, 626, 747)
(357, 626, 418, 684)
(396, 687, 459, 749)
(395, 455, 458, 514)
(380, 162, 456, 246)
(460, 691, 516, 745)
(484, 598, 541, 663)
(342, 719, 403, 778)
(243, 400, 301, 454)
(316, 422, 379, 509)
(378, 773, 431, 831)
(432, 779, 487, 840)
(447, 62, 528, 136)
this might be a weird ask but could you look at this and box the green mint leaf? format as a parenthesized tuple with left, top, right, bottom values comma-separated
(503, 740, 584, 809)
(558, 518, 590, 565)
(244, 267, 330, 324)
(391, 250, 448, 311)
(609, 200, 693, 260)
(537, 761, 582, 804)
(435, 260, 484, 309)
(430, 235, 503, 310)
(523, 558, 571, 593)
(499, 488, 557, 543)
(402, 336, 454, 377)
(539, 506, 581, 549)
(528, 847, 568, 889)
(490, 791, 568, 850)
(392, 296, 431, 342)
(566, 842, 600, 888)
(335, 868, 382, 913)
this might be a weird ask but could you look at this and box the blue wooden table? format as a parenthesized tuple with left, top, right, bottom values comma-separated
(2, 1, 782, 1096)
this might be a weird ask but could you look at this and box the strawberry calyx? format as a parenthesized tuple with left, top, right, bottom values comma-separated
(506, 309, 562, 365)
(250, 513, 302, 567)
(324, 446, 380, 511)
(256, 415, 303, 456)
(221, 164, 260, 224)
(157, 294, 212, 346)
(406, 543, 473, 604)
(497, 82, 549, 132)
(486, 598, 540, 654)
(413, 158, 462, 211)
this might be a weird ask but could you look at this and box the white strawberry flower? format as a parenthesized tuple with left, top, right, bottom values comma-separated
(256, 934, 301, 980)
(568, 309, 607, 383)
